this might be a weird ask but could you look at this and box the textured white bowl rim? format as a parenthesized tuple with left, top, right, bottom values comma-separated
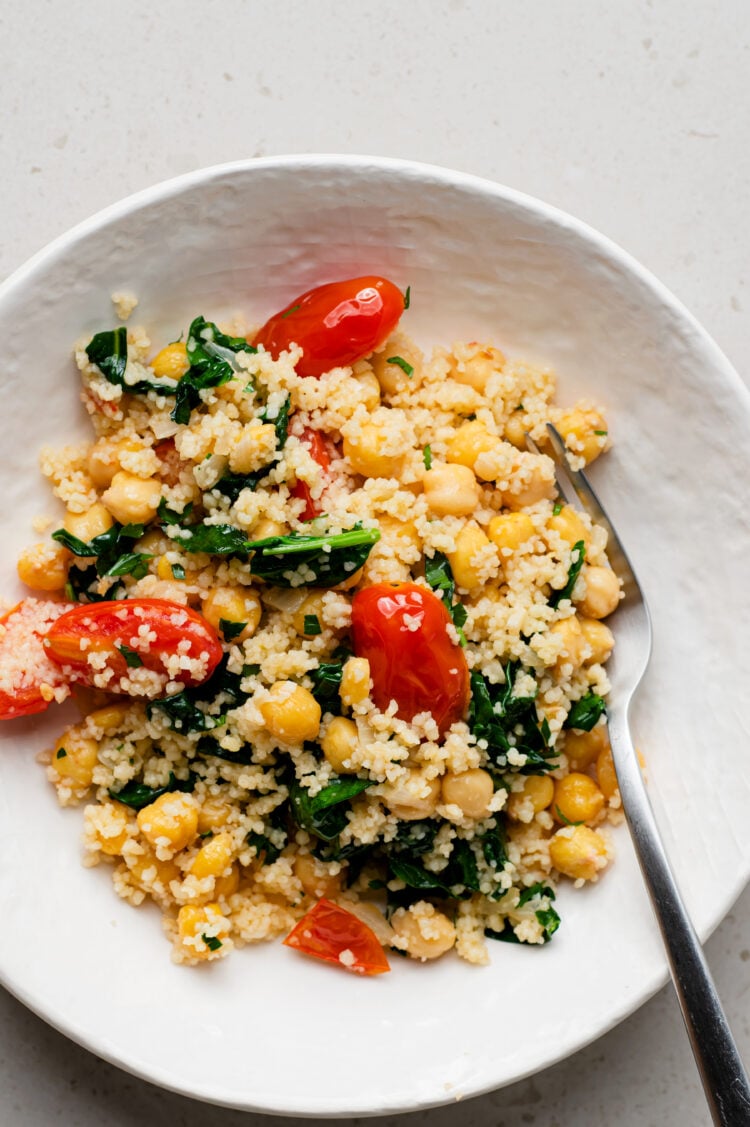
(1, 154, 749, 1116)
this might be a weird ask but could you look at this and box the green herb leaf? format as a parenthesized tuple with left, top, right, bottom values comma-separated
(51, 529, 94, 556)
(553, 501, 563, 516)
(290, 776, 374, 841)
(425, 551, 467, 644)
(423, 444, 432, 470)
(554, 805, 583, 827)
(108, 771, 194, 810)
(245, 526, 380, 588)
(157, 498, 193, 526)
(564, 692, 607, 731)
(117, 643, 143, 668)
(173, 523, 252, 556)
(147, 657, 248, 734)
(468, 664, 556, 773)
(388, 857, 449, 893)
(403, 285, 411, 310)
(303, 614, 322, 636)
(56, 747, 67, 759)
(171, 562, 186, 580)
(386, 355, 414, 377)
(280, 304, 301, 319)
(201, 934, 223, 951)
(308, 647, 351, 709)
(86, 328, 176, 396)
(259, 392, 291, 450)
(549, 540, 586, 608)
(171, 316, 257, 425)
(593, 429, 608, 436)
(104, 552, 153, 579)
(212, 467, 270, 502)
(518, 883, 561, 942)
(219, 618, 246, 642)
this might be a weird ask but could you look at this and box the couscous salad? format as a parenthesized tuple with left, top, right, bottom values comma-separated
(0, 276, 622, 973)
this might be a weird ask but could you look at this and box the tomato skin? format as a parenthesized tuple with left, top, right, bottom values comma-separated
(253, 276, 405, 378)
(351, 583, 470, 736)
(0, 686, 51, 720)
(0, 599, 73, 720)
(44, 598, 223, 696)
(283, 898, 390, 976)
(290, 427, 332, 520)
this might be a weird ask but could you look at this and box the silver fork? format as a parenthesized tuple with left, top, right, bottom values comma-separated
(532, 423, 750, 1126)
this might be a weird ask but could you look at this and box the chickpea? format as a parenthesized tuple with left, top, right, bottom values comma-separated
(294, 853, 342, 899)
(487, 512, 535, 553)
(549, 824, 609, 881)
(503, 412, 527, 450)
(17, 541, 69, 592)
(423, 463, 481, 517)
(335, 567, 363, 592)
(197, 797, 233, 834)
(575, 565, 620, 619)
(136, 791, 199, 853)
(321, 716, 359, 773)
(343, 423, 404, 479)
(506, 774, 555, 821)
(500, 462, 556, 509)
(214, 863, 240, 900)
(445, 420, 498, 470)
(102, 472, 161, 525)
(127, 844, 180, 902)
(87, 802, 134, 856)
(441, 768, 494, 819)
(86, 703, 130, 732)
(557, 408, 608, 465)
(64, 501, 114, 545)
(371, 341, 421, 396)
(339, 656, 371, 707)
(151, 341, 189, 381)
(553, 772, 605, 825)
(549, 616, 587, 672)
(596, 746, 619, 800)
(52, 730, 98, 787)
(176, 903, 230, 960)
(291, 590, 327, 636)
(201, 586, 262, 643)
(252, 518, 287, 540)
(229, 422, 277, 475)
(260, 681, 321, 743)
(391, 902, 456, 960)
(564, 723, 609, 769)
(580, 617, 614, 665)
(450, 343, 504, 393)
(548, 505, 589, 550)
(352, 370, 381, 410)
(384, 769, 441, 821)
(447, 522, 491, 590)
(190, 831, 234, 879)
(87, 439, 121, 489)
(377, 516, 420, 554)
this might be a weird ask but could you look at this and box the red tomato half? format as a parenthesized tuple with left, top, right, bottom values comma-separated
(351, 583, 470, 736)
(253, 276, 405, 378)
(0, 599, 73, 720)
(290, 426, 332, 521)
(44, 598, 223, 698)
(283, 898, 390, 976)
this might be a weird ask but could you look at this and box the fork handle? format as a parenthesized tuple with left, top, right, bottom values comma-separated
(608, 710, 750, 1125)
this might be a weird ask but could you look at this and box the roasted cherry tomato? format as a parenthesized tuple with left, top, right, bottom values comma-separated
(253, 276, 405, 378)
(0, 599, 74, 719)
(290, 426, 332, 521)
(351, 582, 470, 736)
(44, 598, 223, 698)
(283, 898, 390, 976)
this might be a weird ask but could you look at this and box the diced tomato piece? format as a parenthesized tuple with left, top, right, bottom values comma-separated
(253, 276, 405, 378)
(351, 582, 470, 736)
(0, 599, 74, 720)
(44, 598, 223, 698)
(290, 426, 332, 521)
(283, 898, 390, 976)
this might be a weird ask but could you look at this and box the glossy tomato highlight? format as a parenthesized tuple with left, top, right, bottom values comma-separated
(283, 898, 390, 975)
(253, 276, 405, 377)
(351, 582, 469, 736)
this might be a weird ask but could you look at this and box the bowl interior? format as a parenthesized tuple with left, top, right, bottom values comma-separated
(0, 156, 749, 1116)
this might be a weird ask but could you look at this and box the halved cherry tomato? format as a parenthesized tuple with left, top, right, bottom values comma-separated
(351, 582, 470, 736)
(44, 598, 223, 697)
(290, 426, 332, 521)
(253, 276, 405, 378)
(283, 898, 390, 976)
(0, 599, 74, 720)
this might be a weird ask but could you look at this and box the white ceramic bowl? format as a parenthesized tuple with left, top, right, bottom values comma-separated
(1, 156, 749, 1117)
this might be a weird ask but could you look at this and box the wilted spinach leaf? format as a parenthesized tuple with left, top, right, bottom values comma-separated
(425, 551, 468, 644)
(468, 664, 556, 774)
(289, 776, 374, 841)
(564, 692, 607, 731)
(549, 540, 586, 608)
(109, 771, 194, 810)
(246, 526, 380, 587)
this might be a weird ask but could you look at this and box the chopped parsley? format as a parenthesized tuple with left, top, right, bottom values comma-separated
(549, 540, 586, 608)
(303, 614, 322, 636)
(280, 304, 301, 318)
(55, 747, 67, 759)
(552, 501, 563, 516)
(555, 805, 583, 827)
(594, 429, 608, 436)
(424, 551, 467, 645)
(564, 692, 607, 731)
(386, 355, 414, 377)
(219, 618, 246, 642)
(108, 772, 194, 810)
(117, 643, 143, 668)
(403, 285, 411, 310)
(171, 562, 186, 580)
(423, 444, 432, 470)
(201, 934, 223, 952)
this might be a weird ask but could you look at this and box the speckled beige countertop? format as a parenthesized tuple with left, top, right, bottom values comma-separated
(1, 2, 749, 1124)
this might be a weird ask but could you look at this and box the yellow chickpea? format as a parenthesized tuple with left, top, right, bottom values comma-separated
(251, 518, 287, 540)
(151, 341, 190, 381)
(506, 775, 555, 821)
(500, 463, 556, 509)
(391, 902, 456, 960)
(487, 512, 536, 553)
(260, 681, 321, 743)
(596, 746, 619, 800)
(447, 521, 491, 590)
(557, 408, 608, 465)
(17, 542, 69, 592)
(64, 501, 114, 545)
(441, 769, 494, 819)
(547, 505, 589, 550)
(564, 723, 609, 768)
(190, 831, 234, 879)
(445, 420, 499, 470)
(343, 423, 404, 479)
(86, 702, 130, 732)
(503, 412, 527, 449)
(176, 903, 231, 961)
(229, 422, 277, 475)
(136, 792, 199, 853)
(197, 797, 233, 834)
(384, 770, 441, 821)
(201, 586, 262, 642)
(423, 463, 481, 516)
(575, 565, 620, 619)
(214, 863, 240, 900)
(102, 472, 161, 525)
(294, 853, 342, 899)
(291, 590, 327, 636)
(352, 370, 382, 410)
(580, 617, 615, 665)
(549, 824, 609, 881)
(549, 616, 587, 672)
(371, 341, 421, 396)
(553, 772, 605, 825)
(51, 730, 98, 787)
(127, 844, 180, 902)
(89, 802, 134, 856)
(450, 343, 504, 393)
(321, 716, 359, 773)
(339, 656, 371, 707)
